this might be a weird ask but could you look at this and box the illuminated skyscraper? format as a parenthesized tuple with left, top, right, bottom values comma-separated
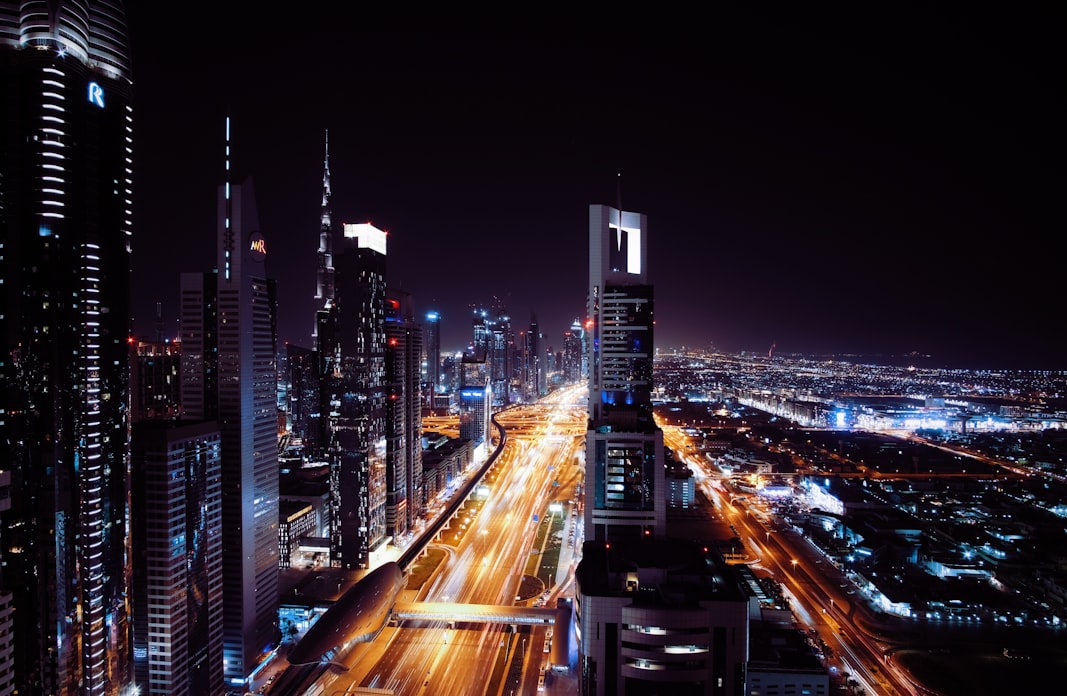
(523, 313, 545, 402)
(584, 204, 665, 541)
(563, 318, 585, 384)
(131, 420, 224, 696)
(488, 303, 513, 407)
(180, 119, 279, 687)
(313, 130, 334, 339)
(576, 205, 748, 696)
(459, 352, 491, 447)
(0, 2, 134, 692)
(422, 310, 441, 407)
(385, 289, 424, 536)
(321, 223, 388, 570)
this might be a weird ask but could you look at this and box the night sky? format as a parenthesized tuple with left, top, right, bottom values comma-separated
(126, 8, 1062, 368)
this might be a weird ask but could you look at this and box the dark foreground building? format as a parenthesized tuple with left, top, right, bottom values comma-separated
(0, 2, 135, 692)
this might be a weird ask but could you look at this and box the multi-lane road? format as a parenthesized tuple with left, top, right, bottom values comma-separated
(661, 420, 925, 696)
(303, 386, 587, 695)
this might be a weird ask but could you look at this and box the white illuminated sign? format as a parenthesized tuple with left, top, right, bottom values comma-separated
(88, 82, 105, 108)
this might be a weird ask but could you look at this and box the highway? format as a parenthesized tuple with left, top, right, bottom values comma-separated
(661, 419, 922, 696)
(300, 385, 587, 696)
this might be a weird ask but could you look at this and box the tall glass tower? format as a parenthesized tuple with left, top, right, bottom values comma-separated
(180, 119, 279, 686)
(422, 310, 441, 408)
(584, 204, 666, 542)
(130, 420, 224, 696)
(0, 2, 134, 692)
(322, 223, 388, 570)
(384, 289, 423, 537)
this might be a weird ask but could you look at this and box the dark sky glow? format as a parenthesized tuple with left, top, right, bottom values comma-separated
(127, 9, 1062, 368)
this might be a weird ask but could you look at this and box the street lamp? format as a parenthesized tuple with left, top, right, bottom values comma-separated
(791, 559, 798, 574)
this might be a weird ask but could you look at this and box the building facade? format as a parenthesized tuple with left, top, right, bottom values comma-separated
(385, 289, 424, 537)
(575, 205, 750, 695)
(131, 420, 224, 696)
(575, 538, 750, 696)
(459, 353, 491, 447)
(0, 3, 135, 692)
(563, 319, 585, 384)
(286, 343, 320, 454)
(180, 130, 280, 685)
(422, 310, 441, 408)
(321, 223, 388, 570)
(130, 338, 182, 422)
(523, 313, 546, 402)
(584, 204, 665, 541)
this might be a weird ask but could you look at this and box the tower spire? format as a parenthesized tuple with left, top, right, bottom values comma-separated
(314, 129, 335, 339)
(616, 171, 622, 214)
(322, 129, 332, 209)
(223, 113, 233, 280)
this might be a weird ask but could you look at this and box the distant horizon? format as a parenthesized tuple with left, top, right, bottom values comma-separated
(654, 346, 1066, 372)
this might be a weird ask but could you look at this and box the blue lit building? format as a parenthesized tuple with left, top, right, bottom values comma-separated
(459, 353, 491, 447)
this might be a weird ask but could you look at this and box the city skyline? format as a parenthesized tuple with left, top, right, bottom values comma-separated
(126, 9, 1061, 368)
(5, 5, 1062, 694)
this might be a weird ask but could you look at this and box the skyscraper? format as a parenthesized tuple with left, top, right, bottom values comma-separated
(422, 310, 441, 408)
(385, 289, 424, 537)
(321, 222, 388, 570)
(576, 204, 748, 696)
(563, 318, 585, 384)
(129, 337, 182, 422)
(130, 420, 224, 696)
(313, 130, 334, 340)
(180, 119, 279, 686)
(459, 352, 491, 448)
(488, 302, 513, 407)
(286, 343, 320, 452)
(0, 469, 11, 696)
(584, 204, 665, 541)
(523, 313, 544, 402)
(0, 2, 134, 692)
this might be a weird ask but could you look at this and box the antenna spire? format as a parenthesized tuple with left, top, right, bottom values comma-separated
(323, 129, 331, 206)
(223, 112, 233, 280)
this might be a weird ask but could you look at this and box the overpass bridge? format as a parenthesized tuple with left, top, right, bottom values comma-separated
(392, 601, 564, 627)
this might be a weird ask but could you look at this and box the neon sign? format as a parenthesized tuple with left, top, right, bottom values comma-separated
(88, 82, 104, 108)
(248, 231, 267, 260)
